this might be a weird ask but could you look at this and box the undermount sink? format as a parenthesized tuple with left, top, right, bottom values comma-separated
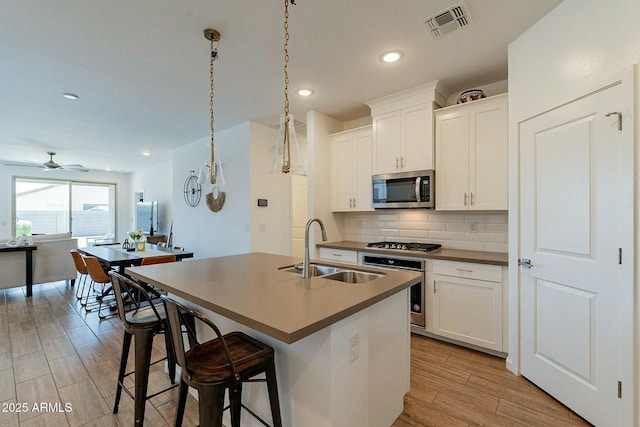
(281, 264, 385, 283)
(282, 264, 342, 277)
(320, 270, 384, 284)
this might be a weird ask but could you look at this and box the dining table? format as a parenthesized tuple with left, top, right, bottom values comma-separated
(77, 243, 194, 273)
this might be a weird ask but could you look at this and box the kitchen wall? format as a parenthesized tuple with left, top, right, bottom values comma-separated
(338, 210, 508, 253)
(165, 121, 294, 259)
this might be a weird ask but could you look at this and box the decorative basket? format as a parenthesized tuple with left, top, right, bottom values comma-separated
(457, 89, 486, 104)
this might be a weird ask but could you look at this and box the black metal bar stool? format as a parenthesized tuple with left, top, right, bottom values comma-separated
(162, 296, 283, 427)
(109, 271, 178, 426)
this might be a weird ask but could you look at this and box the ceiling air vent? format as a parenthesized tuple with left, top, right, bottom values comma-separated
(422, 1, 472, 38)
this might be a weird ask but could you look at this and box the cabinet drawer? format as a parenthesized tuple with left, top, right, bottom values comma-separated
(433, 260, 501, 283)
(318, 247, 358, 264)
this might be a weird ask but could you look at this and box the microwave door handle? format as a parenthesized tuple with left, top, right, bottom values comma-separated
(415, 177, 421, 202)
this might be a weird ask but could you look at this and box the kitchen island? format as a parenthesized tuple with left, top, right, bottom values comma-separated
(126, 252, 421, 427)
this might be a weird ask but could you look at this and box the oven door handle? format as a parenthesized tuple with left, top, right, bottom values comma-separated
(415, 177, 421, 202)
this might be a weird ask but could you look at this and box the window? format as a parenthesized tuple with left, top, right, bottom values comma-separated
(14, 178, 116, 246)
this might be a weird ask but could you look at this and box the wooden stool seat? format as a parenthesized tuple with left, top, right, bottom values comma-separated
(185, 332, 273, 383)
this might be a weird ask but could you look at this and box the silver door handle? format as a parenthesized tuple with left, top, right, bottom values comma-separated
(605, 112, 622, 131)
(518, 258, 533, 268)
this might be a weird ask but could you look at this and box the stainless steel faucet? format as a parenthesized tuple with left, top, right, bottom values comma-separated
(303, 218, 328, 278)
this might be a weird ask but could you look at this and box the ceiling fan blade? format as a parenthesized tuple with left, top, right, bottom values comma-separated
(3, 161, 44, 168)
(61, 164, 89, 172)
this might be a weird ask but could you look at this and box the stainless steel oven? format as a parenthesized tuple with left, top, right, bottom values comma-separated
(361, 253, 426, 327)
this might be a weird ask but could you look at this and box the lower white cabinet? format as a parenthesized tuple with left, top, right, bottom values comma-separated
(430, 260, 504, 352)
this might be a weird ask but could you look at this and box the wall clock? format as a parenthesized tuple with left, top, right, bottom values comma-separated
(183, 171, 202, 207)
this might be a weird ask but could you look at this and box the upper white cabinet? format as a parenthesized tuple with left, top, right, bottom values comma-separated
(367, 81, 449, 175)
(435, 93, 508, 210)
(330, 126, 373, 212)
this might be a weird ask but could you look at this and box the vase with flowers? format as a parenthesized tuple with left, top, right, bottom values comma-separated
(128, 229, 146, 251)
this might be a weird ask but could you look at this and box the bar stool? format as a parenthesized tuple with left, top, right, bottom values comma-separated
(109, 271, 178, 427)
(83, 256, 115, 318)
(162, 296, 283, 427)
(70, 250, 88, 300)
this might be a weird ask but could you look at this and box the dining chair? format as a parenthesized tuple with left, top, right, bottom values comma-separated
(140, 254, 176, 266)
(83, 255, 116, 318)
(109, 271, 179, 427)
(70, 250, 89, 300)
(162, 296, 283, 427)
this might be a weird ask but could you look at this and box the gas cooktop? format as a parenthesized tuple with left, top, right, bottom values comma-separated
(366, 241, 442, 253)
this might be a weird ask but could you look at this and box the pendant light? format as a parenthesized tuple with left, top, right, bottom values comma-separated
(202, 28, 225, 185)
(270, 0, 306, 176)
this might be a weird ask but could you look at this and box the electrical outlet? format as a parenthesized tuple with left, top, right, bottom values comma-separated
(469, 222, 477, 233)
(350, 333, 360, 361)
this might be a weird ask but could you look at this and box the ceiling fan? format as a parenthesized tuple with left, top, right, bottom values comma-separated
(4, 151, 89, 172)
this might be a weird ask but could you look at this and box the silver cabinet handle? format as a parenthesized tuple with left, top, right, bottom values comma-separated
(518, 258, 533, 268)
(396, 157, 399, 170)
(605, 112, 622, 131)
(456, 268, 473, 273)
(464, 193, 467, 206)
(353, 197, 356, 207)
(401, 156, 404, 168)
(470, 192, 474, 206)
(331, 253, 343, 257)
(350, 198, 353, 208)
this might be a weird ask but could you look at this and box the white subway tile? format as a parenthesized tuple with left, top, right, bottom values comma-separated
(429, 231, 466, 241)
(485, 243, 508, 253)
(464, 232, 507, 243)
(445, 240, 486, 251)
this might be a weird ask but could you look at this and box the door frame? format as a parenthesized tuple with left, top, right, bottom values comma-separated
(508, 65, 636, 421)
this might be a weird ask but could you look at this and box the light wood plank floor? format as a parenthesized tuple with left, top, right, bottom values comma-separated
(1, 281, 593, 426)
(393, 335, 593, 427)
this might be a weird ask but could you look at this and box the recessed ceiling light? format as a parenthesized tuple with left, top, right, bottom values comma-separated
(62, 93, 79, 100)
(380, 51, 403, 63)
(142, 152, 151, 156)
(297, 89, 314, 97)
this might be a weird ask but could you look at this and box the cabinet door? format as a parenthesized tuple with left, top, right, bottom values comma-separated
(435, 110, 469, 210)
(372, 112, 401, 174)
(469, 97, 508, 210)
(353, 130, 372, 211)
(331, 134, 355, 211)
(432, 274, 503, 351)
(402, 103, 435, 171)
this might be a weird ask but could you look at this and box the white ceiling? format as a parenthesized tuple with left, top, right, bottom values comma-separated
(0, 0, 562, 173)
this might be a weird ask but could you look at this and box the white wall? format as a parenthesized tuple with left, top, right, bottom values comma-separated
(130, 160, 173, 235)
(506, 0, 640, 395)
(0, 165, 131, 240)
(249, 121, 295, 256)
(168, 121, 293, 259)
(306, 111, 344, 255)
(170, 125, 251, 259)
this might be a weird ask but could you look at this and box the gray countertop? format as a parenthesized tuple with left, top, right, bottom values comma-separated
(317, 241, 508, 266)
(126, 252, 421, 344)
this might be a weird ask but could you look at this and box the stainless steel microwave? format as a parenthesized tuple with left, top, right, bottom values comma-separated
(372, 170, 435, 209)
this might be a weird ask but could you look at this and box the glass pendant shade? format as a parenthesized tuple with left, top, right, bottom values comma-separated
(197, 147, 225, 186)
(270, 113, 306, 176)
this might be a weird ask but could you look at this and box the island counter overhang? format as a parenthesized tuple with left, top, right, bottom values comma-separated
(125, 252, 420, 427)
(125, 252, 421, 344)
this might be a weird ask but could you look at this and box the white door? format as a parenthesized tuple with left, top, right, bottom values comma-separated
(519, 76, 633, 426)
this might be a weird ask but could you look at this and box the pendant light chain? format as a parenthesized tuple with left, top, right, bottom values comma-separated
(206, 30, 220, 184)
(283, 0, 290, 117)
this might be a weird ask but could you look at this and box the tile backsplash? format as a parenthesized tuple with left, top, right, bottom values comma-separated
(339, 210, 508, 253)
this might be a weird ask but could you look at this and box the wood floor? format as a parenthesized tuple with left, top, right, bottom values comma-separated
(0, 281, 592, 427)
(393, 336, 593, 427)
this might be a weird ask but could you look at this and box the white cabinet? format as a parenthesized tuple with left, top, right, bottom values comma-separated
(367, 81, 449, 175)
(430, 260, 504, 352)
(317, 247, 358, 265)
(435, 93, 508, 210)
(330, 126, 373, 212)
